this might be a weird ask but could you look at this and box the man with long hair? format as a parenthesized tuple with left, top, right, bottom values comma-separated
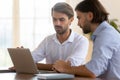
(53, 0, 120, 80)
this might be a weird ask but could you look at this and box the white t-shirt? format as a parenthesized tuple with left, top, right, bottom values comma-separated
(32, 30, 89, 66)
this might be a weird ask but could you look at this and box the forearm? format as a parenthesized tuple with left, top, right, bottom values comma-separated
(65, 65, 96, 78)
(36, 63, 53, 71)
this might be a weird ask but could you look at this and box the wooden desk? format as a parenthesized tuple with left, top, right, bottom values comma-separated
(0, 72, 101, 80)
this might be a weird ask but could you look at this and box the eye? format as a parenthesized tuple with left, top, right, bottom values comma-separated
(59, 18, 65, 21)
(77, 16, 80, 20)
(53, 18, 57, 21)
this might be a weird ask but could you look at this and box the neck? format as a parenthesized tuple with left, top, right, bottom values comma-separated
(90, 23, 100, 33)
(57, 29, 71, 44)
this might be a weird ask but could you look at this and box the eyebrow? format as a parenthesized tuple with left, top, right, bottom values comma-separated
(53, 17, 65, 20)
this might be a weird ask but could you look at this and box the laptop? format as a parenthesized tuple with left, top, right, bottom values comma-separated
(7, 48, 55, 74)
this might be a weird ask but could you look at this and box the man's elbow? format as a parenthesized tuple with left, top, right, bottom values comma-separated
(89, 73, 96, 78)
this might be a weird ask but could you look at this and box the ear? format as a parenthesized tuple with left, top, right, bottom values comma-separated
(69, 17, 74, 25)
(70, 17, 74, 22)
(87, 12, 93, 21)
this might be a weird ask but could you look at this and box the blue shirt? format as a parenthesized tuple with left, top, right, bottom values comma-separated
(86, 21, 120, 80)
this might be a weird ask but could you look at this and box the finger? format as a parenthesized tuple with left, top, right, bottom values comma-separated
(52, 67, 60, 73)
(9, 67, 16, 71)
(52, 67, 55, 71)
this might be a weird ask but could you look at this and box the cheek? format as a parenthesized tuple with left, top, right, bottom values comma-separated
(78, 19, 84, 26)
(63, 21, 70, 26)
(77, 19, 80, 25)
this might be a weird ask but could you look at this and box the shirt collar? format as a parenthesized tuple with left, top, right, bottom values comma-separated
(91, 21, 109, 41)
(53, 29, 74, 43)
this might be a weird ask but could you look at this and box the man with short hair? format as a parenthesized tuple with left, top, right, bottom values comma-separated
(32, 2, 89, 70)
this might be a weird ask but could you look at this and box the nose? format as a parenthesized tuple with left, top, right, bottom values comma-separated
(78, 19, 82, 26)
(54, 20, 61, 25)
(77, 21, 80, 26)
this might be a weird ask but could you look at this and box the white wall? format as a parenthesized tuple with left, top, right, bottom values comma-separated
(100, 0, 120, 26)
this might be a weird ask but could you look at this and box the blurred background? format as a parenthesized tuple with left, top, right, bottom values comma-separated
(0, 0, 120, 67)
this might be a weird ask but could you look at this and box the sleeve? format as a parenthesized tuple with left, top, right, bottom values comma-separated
(66, 36, 89, 66)
(31, 38, 47, 63)
(85, 43, 113, 77)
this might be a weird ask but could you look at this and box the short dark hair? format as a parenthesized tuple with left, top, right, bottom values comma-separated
(75, 0, 109, 23)
(52, 2, 74, 19)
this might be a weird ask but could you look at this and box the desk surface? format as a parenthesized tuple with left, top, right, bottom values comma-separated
(0, 72, 102, 80)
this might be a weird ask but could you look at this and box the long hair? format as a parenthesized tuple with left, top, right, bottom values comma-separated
(75, 0, 109, 23)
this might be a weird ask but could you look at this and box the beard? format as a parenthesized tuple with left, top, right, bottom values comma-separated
(81, 20, 91, 34)
(82, 25, 91, 34)
(54, 25, 68, 35)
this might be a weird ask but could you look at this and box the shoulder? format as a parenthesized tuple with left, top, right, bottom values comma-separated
(73, 32, 88, 41)
(71, 32, 89, 45)
(40, 33, 56, 44)
(96, 26, 120, 46)
(44, 33, 55, 40)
